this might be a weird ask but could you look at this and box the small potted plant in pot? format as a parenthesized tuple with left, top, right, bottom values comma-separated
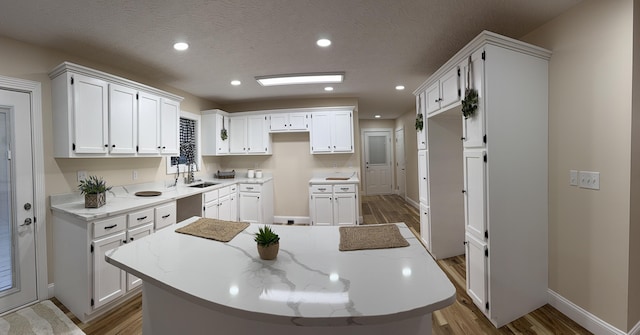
(78, 175, 112, 208)
(254, 225, 280, 260)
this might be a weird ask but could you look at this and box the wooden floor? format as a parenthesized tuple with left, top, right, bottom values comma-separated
(52, 194, 591, 335)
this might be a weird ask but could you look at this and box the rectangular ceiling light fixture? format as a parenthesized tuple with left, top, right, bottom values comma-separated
(255, 72, 344, 86)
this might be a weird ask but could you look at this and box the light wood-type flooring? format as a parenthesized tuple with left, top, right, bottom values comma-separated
(51, 194, 591, 334)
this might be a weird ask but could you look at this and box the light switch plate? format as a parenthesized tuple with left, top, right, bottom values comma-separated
(578, 171, 600, 190)
(569, 170, 578, 186)
(77, 170, 87, 182)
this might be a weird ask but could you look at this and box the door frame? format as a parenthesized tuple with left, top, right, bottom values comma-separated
(360, 128, 394, 195)
(0, 75, 47, 305)
(394, 127, 406, 199)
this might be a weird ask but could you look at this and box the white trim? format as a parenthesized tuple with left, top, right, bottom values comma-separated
(272, 216, 311, 225)
(547, 289, 627, 335)
(405, 196, 419, 210)
(0, 75, 48, 300)
(360, 128, 394, 196)
(630, 321, 640, 335)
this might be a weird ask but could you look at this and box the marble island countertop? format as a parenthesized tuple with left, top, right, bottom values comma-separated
(50, 177, 272, 221)
(105, 217, 456, 327)
(309, 172, 359, 185)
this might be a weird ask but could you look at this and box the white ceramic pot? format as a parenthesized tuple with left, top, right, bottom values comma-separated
(255, 170, 263, 178)
(247, 169, 255, 178)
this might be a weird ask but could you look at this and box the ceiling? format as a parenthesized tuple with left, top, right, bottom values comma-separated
(0, 0, 581, 119)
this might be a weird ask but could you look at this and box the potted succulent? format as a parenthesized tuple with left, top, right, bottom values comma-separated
(78, 175, 112, 208)
(254, 225, 280, 260)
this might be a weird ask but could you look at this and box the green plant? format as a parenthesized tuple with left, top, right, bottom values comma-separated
(461, 88, 479, 119)
(415, 113, 424, 131)
(254, 225, 280, 247)
(78, 175, 112, 195)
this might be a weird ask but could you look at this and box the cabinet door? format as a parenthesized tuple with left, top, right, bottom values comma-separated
(466, 233, 488, 312)
(229, 116, 247, 154)
(440, 66, 461, 110)
(137, 92, 161, 155)
(310, 112, 332, 153)
(418, 150, 429, 204)
(155, 202, 176, 230)
(203, 200, 220, 219)
(93, 232, 125, 309)
(269, 114, 288, 132)
(218, 195, 233, 221)
(125, 223, 154, 291)
(462, 49, 486, 148)
(420, 203, 431, 251)
(332, 111, 353, 152)
(463, 150, 487, 239)
(160, 99, 180, 155)
(229, 193, 238, 221)
(288, 112, 308, 131)
(334, 193, 356, 225)
(72, 73, 109, 154)
(239, 192, 261, 223)
(425, 81, 441, 115)
(416, 92, 427, 150)
(310, 194, 333, 226)
(108, 84, 137, 155)
(247, 115, 268, 153)
(215, 114, 230, 155)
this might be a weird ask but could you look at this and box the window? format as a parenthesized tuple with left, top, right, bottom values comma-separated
(166, 111, 201, 175)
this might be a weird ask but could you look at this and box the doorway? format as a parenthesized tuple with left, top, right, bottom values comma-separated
(362, 129, 393, 195)
(0, 76, 46, 315)
(395, 127, 406, 199)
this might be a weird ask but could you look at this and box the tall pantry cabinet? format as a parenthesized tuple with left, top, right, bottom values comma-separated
(414, 31, 550, 328)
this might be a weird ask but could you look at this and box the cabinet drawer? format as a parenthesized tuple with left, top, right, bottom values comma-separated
(155, 202, 177, 230)
(333, 184, 356, 193)
(128, 208, 154, 228)
(93, 215, 126, 239)
(218, 186, 231, 197)
(239, 184, 261, 193)
(203, 189, 219, 203)
(310, 185, 332, 194)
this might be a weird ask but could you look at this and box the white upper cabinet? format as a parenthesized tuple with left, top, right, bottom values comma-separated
(49, 62, 183, 158)
(201, 110, 229, 156)
(462, 49, 486, 148)
(227, 115, 270, 155)
(108, 84, 137, 155)
(160, 98, 180, 155)
(416, 92, 427, 150)
(425, 66, 461, 116)
(269, 112, 309, 132)
(137, 92, 161, 155)
(310, 110, 354, 154)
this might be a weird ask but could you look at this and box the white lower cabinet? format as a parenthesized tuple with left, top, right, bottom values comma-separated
(202, 186, 238, 221)
(238, 181, 273, 224)
(419, 203, 431, 251)
(53, 200, 175, 322)
(465, 233, 488, 312)
(309, 184, 358, 226)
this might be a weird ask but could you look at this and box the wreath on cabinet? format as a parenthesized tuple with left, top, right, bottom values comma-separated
(415, 113, 424, 131)
(220, 116, 228, 141)
(461, 55, 479, 119)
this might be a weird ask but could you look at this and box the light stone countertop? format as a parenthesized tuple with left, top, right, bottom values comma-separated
(50, 177, 273, 221)
(309, 172, 360, 185)
(105, 217, 456, 326)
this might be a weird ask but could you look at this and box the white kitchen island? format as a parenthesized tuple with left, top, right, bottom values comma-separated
(106, 217, 455, 335)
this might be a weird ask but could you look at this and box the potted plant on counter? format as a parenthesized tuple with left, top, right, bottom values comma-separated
(78, 175, 112, 208)
(254, 225, 280, 260)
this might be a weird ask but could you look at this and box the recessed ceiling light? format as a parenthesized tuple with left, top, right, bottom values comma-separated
(317, 38, 331, 47)
(256, 72, 344, 86)
(395, 85, 405, 90)
(231, 80, 241, 86)
(324, 86, 334, 91)
(374, 115, 381, 118)
(173, 42, 189, 51)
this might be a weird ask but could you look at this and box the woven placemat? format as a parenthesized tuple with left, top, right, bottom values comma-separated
(339, 224, 409, 251)
(175, 218, 250, 242)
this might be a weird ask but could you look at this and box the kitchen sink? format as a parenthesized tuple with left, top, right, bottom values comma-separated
(188, 182, 220, 188)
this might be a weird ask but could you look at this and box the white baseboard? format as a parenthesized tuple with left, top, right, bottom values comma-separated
(548, 289, 627, 335)
(405, 197, 419, 210)
(273, 216, 310, 225)
(630, 320, 640, 335)
(47, 283, 55, 299)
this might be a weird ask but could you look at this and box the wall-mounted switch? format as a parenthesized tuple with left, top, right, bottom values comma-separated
(132, 170, 138, 180)
(77, 170, 87, 182)
(569, 170, 578, 186)
(578, 171, 600, 190)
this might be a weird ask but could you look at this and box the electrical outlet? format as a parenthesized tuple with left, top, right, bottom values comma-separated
(578, 171, 600, 190)
(77, 170, 87, 182)
(132, 170, 138, 180)
(569, 170, 578, 186)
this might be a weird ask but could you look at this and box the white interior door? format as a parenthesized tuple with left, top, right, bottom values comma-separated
(363, 130, 392, 195)
(395, 128, 406, 198)
(0, 89, 37, 314)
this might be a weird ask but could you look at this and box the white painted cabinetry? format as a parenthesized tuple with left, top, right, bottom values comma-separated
(53, 200, 176, 322)
(238, 181, 274, 224)
(269, 112, 309, 132)
(413, 31, 550, 327)
(201, 110, 230, 155)
(49, 62, 182, 158)
(310, 110, 354, 154)
(416, 92, 427, 150)
(425, 67, 461, 116)
(309, 183, 358, 225)
(202, 185, 238, 221)
(228, 115, 271, 155)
